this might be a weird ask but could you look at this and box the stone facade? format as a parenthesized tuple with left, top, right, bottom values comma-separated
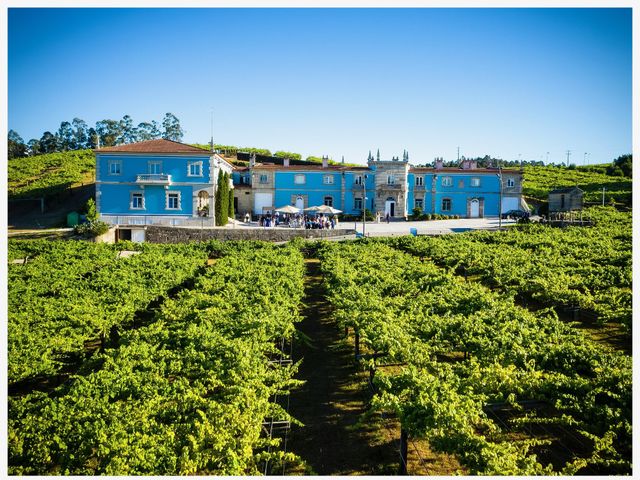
(370, 159, 411, 218)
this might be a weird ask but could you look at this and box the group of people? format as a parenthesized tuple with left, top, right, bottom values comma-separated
(243, 211, 339, 229)
(304, 214, 338, 230)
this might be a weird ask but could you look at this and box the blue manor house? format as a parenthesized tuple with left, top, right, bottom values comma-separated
(95, 139, 524, 226)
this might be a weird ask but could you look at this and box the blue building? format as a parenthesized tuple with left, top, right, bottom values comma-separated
(234, 154, 523, 219)
(95, 139, 233, 227)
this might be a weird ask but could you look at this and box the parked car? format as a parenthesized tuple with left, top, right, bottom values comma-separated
(501, 209, 530, 220)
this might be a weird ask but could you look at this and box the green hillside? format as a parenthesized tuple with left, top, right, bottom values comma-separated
(8, 150, 95, 199)
(523, 165, 631, 205)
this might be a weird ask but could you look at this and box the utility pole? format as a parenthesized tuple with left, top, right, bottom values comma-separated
(566, 150, 571, 167)
(584, 152, 588, 166)
(457, 147, 460, 162)
(546, 151, 549, 164)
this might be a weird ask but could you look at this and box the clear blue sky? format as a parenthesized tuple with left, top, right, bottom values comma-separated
(8, 7, 632, 165)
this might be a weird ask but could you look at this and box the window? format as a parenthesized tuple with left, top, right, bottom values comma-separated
(560, 194, 565, 209)
(387, 174, 395, 185)
(324, 196, 333, 207)
(354, 175, 363, 185)
(507, 178, 515, 188)
(130, 191, 144, 210)
(108, 160, 122, 175)
(294, 174, 306, 184)
(442, 198, 452, 211)
(471, 177, 481, 187)
(188, 161, 203, 177)
(415, 176, 424, 186)
(354, 197, 363, 210)
(323, 175, 334, 185)
(166, 192, 181, 210)
(442, 176, 452, 187)
(148, 161, 162, 174)
(259, 174, 268, 184)
(415, 198, 424, 209)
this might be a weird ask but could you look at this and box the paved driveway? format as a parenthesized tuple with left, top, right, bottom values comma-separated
(344, 217, 516, 237)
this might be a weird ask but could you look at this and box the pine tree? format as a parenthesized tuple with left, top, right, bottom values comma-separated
(215, 170, 228, 226)
(228, 183, 235, 220)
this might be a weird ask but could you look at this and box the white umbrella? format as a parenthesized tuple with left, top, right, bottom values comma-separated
(275, 205, 302, 214)
(313, 205, 342, 215)
(303, 206, 321, 212)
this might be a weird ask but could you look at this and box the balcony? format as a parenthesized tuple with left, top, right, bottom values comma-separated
(135, 174, 171, 185)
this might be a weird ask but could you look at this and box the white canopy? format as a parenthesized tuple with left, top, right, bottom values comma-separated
(275, 205, 302, 214)
(307, 205, 342, 215)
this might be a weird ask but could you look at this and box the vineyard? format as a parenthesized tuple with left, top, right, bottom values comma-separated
(8, 149, 95, 199)
(9, 240, 305, 475)
(7, 209, 632, 475)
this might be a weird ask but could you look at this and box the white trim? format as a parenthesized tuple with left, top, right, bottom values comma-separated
(354, 175, 363, 185)
(387, 174, 395, 185)
(506, 178, 515, 188)
(414, 197, 424, 209)
(294, 173, 306, 184)
(187, 160, 204, 177)
(130, 190, 145, 210)
(471, 177, 481, 187)
(441, 176, 453, 187)
(323, 174, 335, 185)
(415, 175, 424, 186)
(323, 195, 334, 207)
(166, 191, 182, 210)
(442, 197, 452, 211)
(148, 160, 162, 174)
(108, 159, 122, 175)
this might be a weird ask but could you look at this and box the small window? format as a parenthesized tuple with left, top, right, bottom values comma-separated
(442, 176, 452, 187)
(415, 176, 424, 186)
(188, 161, 202, 177)
(148, 161, 162, 174)
(415, 198, 424, 209)
(471, 177, 481, 187)
(323, 175, 334, 185)
(109, 160, 122, 175)
(354, 197, 363, 210)
(354, 175, 363, 185)
(166, 192, 181, 210)
(294, 174, 306, 185)
(130, 192, 144, 210)
(442, 198, 452, 211)
(507, 178, 515, 188)
(259, 174, 268, 184)
(387, 175, 395, 185)
(324, 196, 333, 207)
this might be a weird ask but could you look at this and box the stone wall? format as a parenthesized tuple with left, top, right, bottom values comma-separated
(141, 226, 356, 243)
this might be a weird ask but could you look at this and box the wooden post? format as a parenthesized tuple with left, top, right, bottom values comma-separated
(399, 428, 408, 475)
(355, 330, 360, 359)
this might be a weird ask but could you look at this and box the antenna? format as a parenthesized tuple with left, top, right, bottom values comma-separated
(566, 150, 571, 166)
(210, 108, 214, 153)
(457, 146, 460, 162)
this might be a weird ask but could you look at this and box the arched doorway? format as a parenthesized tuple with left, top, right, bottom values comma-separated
(197, 190, 210, 216)
(470, 198, 480, 218)
(384, 197, 396, 217)
(295, 195, 304, 212)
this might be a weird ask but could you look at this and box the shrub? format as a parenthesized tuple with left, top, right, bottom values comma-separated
(411, 207, 423, 220)
(85, 198, 99, 222)
(74, 220, 110, 238)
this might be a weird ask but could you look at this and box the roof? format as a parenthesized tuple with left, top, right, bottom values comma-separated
(252, 163, 370, 172)
(549, 186, 584, 194)
(409, 167, 521, 174)
(95, 139, 212, 154)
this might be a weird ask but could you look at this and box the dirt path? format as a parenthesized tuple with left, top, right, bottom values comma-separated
(286, 258, 400, 475)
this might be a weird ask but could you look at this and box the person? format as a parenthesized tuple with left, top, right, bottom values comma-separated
(244, 212, 251, 223)
(386, 212, 390, 223)
(330, 217, 335, 229)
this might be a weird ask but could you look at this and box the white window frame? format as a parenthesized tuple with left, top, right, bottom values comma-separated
(506, 178, 515, 188)
(324, 196, 334, 207)
(294, 174, 306, 185)
(471, 177, 481, 187)
(415, 198, 424, 209)
(130, 191, 145, 210)
(323, 174, 335, 185)
(354, 175, 363, 185)
(259, 174, 268, 184)
(166, 191, 181, 210)
(387, 174, 395, 185)
(354, 197, 363, 211)
(148, 161, 162, 175)
(187, 161, 203, 177)
(108, 160, 122, 176)
(415, 176, 424, 186)
(442, 198, 452, 211)
(442, 176, 453, 187)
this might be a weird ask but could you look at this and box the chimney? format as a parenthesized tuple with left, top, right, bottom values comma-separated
(284, 157, 290, 167)
(322, 155, 328, 168)
(469, 160, 477, 169)
(249, 153, 256, 168)
(435, 157, 444, 170)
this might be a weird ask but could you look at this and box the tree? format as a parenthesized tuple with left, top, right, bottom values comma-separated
(57, 121, 76, 151)
(27, 138, 41, 156)
(95, 119, 122, 147)
(86, 128, 99, 149)
(162, 113, 184, 142)
(72, 118, 89, 149)
(274, 151, 302, 160)
(228, 181, 235, 220)
(40, 131, 58, 154)
(608, 154, 632, 178)
(118, 115, 137, 144)
(8, 130, 27, 159)
(215, 170, 228, 226)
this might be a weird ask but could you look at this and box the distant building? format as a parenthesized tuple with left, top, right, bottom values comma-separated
(548, 186, 584, 213)
(95, 139, 233, 227)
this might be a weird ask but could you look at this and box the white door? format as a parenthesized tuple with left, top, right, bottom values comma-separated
(501, 197, 519, 213)
(295, 196, 304, 213)
(254, 193, 273, 215)
(470, 199, 480, 218)
(131, 229, 146, 243)
(384, 200, 396, 217)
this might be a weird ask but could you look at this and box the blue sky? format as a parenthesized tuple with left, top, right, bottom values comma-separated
(8, 8, 632, 165)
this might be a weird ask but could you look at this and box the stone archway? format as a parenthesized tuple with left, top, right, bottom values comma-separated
(197, 190, 210, 216)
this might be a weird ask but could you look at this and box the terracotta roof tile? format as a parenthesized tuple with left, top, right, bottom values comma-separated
(95, 139, 211, 154)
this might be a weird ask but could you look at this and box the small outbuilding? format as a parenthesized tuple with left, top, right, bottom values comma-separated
(548, 186, 584, 212)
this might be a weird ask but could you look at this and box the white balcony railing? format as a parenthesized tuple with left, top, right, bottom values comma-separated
(135, 174, 171, 185)
(101, 215, 215, 227)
